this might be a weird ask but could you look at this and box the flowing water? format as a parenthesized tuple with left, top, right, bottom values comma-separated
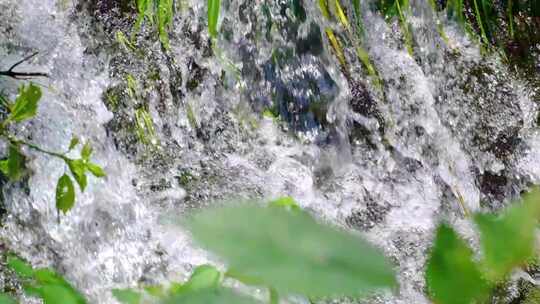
(0, 0, 539, 303)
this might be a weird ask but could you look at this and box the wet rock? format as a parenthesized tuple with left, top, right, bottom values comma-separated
(186, 58, 207, 92)
(263, 53, 339, 132)
(348, 79, 385, 147)
(478, 171, 510, 207)
(346, 197, 391, 231)
(296, 22, 324, 56)
(436, 56, 526, 164)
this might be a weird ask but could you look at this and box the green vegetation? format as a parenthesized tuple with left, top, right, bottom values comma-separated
(375, 0, 414, 55)
(116, 197, 396, 303)
(2, 255, 87, 304)
(207, 0, 221, 40)
(318, 0, 382, 88)
(189, 208, 395, 298)
(3, 190, 540, 303)
(0, 83, 105, 215)
(133, 0, 174, 49)
(135, 107, 158, 146)
(426, 187, 540, 304)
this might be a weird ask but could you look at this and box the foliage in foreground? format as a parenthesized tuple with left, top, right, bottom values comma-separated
(426, 187, 540, 304)
(3, 255, 86, 304)
(4, 191, 540, 303)
(114, 197, 397, 303)
(0, 83, 105, 215)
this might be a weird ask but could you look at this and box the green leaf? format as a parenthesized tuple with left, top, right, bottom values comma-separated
(81, 143, 92, 161)
(186, 205, 396, 298)
(474, 188, 540, 281)
(144, 285, 164, 298)
(269, 288, 279, 304)
(36, 285, 83, 304)
(7, 255, 34, 279)
(157, 0, 173, 49)
(164, 288, 260, 304)
(268, 196, 301, 212)
(33, 269, 87, 304)
(352, 0, 361, 18)
(56, 174, 75, 214)
(68, 137, 80, 151)
(0, 294, 16, 304)
(208, 0, 221, 39)
(170, 265, 221, 297)
(8, 144, 26, 181)
(86, 163, 106, 178)
(425, 224, 489, 304)
(112, 289, 141, 304)
(136, 0, 149, 14)
(8, 83, 42, 123)
(67, 159, 87, 191)
(0, 160, 9, 176)
(184, 265, 221, 292)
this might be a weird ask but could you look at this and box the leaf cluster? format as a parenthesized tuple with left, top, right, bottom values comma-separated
(426, 187, 540, 304)
(0, 83, 105, 215)
(2, 255, 86, 304)
(133, 0, 174, 49)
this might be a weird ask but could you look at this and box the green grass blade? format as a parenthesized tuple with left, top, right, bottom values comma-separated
(208, 0, 221, 39)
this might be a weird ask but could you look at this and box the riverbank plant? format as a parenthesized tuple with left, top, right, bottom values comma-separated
(133, 0, 174, 49)
(0, 56, 105, 215)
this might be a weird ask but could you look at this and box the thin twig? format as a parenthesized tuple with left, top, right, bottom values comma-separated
(7, 52, 39, 72)
(0, 52, 49, 79)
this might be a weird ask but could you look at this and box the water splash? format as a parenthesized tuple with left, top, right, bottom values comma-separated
(0, 0, 538, 303)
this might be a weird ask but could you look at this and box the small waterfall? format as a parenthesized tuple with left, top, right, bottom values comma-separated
(1, 0, 539, 303)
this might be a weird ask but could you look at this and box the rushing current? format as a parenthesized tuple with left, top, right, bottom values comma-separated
(0, 0, 539, 303)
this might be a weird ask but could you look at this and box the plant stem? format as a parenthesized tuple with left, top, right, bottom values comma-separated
(396, 0, 414, 56)
(5, 135, 67, 160)
(507, 0, 514, 39)
(472, 0, 490, 46)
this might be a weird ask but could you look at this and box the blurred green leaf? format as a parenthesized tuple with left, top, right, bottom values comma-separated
(144, 285, 165, 298)
(56, 174, 75, 214)
(67, 159, 87, 191)
(8, 83, 41, 123)
(86, 163, 106, 178)
(0, 160, 9, 176)
(7, 255, 34, 279)
(170, 265, 221, 297)
(81, 143, 92, 161)
(269, 287, 279, 304)
(186, 205, 396, 298)
(68, 137, 80, 151)
(157, 0, 173, 49)
(184, 265, 221, 292)
(36, 284, 85, 304)
(475, 188, 540, 281)
(8, 144, 26, 181)
(164, 288, 259, 304)
(268, 197, 301, 212)
(112, 289, 141, 304)
(208, 0, 221, 39)
(33, 269, 87, 304)
(426, 224, 489, 304)
(0, 294, 16, 304)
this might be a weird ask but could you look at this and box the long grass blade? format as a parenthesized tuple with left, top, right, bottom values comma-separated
(208, 0, 221, 39)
